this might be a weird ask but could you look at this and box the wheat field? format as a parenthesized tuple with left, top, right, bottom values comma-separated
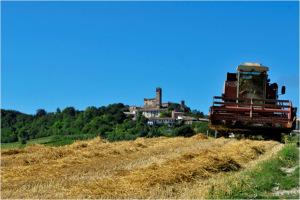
(1, 135, 282, 199)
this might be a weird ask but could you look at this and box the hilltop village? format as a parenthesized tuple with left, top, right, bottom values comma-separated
(125, 87, 208, 126)
(1, 87, 208, 145)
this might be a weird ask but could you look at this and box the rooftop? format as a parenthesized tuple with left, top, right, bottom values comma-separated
(237, 62, 269, 72)
(140, 108, 167, 112)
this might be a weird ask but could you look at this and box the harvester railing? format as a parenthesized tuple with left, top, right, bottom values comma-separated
(210, 96, 294, 128)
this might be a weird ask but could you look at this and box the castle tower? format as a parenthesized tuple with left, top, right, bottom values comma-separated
(156, 87, 162, 108)
(180, 100, 185, 108)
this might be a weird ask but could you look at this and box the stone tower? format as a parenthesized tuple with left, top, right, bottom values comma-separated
(180, 100, 185, 108)
(156, 87, 162, 108)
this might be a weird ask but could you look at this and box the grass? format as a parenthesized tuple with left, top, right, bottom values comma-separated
(1, 136, 54, 149)
(43, 134, 97, 146)
(1, 134, 97, 149)
(208, 141, 300, 199)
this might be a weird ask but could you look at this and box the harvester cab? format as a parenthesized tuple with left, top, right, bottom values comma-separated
(209, 63, 296, 138)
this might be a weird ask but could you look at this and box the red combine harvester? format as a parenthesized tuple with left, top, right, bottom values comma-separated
(209, 63, 297, 139)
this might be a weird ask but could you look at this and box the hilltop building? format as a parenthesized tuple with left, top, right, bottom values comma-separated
(143, 87, 162, 109)
(125, 87, 198, 125)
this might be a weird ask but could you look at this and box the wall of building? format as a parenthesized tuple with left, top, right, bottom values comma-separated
(156, 87, 162, 107)
(147, 118, 175, 126)
(172, 111, 184, 119)
(143, 87, 162, 108)
(142, 110, 160, 118)
(144, 99, 157, 108)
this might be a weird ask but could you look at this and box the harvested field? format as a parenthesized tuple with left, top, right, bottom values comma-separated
(1, 135, 282, 199)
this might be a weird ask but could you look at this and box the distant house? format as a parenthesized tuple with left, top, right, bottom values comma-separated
(147, 117, 176, 126)
(177, 116, 197, 125)
(141, 108, 164, 118)
(171, 111, 184, 119)
(198, 118, 209, 122)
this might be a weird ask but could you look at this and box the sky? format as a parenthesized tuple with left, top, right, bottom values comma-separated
(1, 1, 299, 115)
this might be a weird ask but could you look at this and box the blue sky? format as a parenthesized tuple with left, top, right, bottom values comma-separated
(2, 1, 299, 114)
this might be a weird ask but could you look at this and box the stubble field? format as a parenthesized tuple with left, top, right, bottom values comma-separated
(1, 135, 282, 199)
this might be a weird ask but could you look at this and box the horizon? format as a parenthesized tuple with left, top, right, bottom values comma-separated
(2, 1, 299, 115)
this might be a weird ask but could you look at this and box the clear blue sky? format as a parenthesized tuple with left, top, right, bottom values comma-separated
(2, 1, 299, 114)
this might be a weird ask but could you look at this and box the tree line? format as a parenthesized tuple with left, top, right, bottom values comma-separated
(1, 103, 207, 144)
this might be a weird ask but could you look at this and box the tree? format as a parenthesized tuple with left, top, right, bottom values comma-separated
(160, 111, 171, 118)
(36, 109, 47, 117)
(188, 110, 205, 118)
(84, 106, 99, 121)
(168, 103, 181, 111)
(56, 108, 61, 114)
(147, 126, 161, 137)
(62, 107, 76, 117)
(18, 128, 29, 144)
(174, 125, 195, 137)
(193, 122, 211, 134)
(136, 112, 148, 124)
(1, 127, 18, 143)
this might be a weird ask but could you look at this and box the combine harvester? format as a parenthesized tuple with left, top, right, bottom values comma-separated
(209, 63, 297, 140)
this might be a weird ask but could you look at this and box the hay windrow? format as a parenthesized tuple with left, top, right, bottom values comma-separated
(1, 135, 280, 199)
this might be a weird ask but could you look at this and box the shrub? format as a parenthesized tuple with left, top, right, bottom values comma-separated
(278, 143, 299, 167)
(18, 129, 29, 144)
(174, 125, 195, 137)
(106, 131, 138, 142)
(192, 122, 212, 134)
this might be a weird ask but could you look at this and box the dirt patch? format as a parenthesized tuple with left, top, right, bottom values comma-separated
(1, 149, 24, 156)
(192, 133, 208, 140)
(281, 166, 298, 174)
(272, 186, 300, 196)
